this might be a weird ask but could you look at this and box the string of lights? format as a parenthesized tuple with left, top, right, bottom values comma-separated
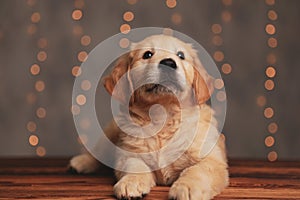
(26, 0, 47, 157)
(263, 0, 278, 162)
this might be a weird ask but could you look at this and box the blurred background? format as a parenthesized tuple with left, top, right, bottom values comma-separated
(0, 0, 299, 161)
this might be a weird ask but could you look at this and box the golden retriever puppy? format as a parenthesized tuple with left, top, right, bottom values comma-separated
(70, 35, 229, 200)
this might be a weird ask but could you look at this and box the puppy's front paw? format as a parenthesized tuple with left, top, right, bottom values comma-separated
(114, 174, 155, 199)
(69, 153, 99, 174)
(169, 179, 210, 200)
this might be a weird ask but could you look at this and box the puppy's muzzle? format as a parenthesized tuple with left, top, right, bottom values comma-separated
(159, 58, 177, 70)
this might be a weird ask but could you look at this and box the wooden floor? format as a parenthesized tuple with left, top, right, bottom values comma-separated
(0, 158, 300, 199)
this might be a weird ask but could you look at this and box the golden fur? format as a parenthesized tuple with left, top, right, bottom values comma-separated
(70, 35, 229, 200)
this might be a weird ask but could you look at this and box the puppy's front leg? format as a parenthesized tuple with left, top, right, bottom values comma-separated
(114, 158, 156, 199)
(169, 158, 228, 200)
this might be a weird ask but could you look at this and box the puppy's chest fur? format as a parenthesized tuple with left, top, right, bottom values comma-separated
(116, 105, 214, 185)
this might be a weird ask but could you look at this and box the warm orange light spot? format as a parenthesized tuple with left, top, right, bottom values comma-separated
(268, 10, 278, 21)
(72, 66, 82, 77)
(27, 121, 37, 132)
(266, 66, 276, 78)
(214, 79, 224, 90)
(76, 94, 86, 105)
(71, 105, 80, 115)
(26, 92, 37, 104)
(120, 24, 131, 34)
(222, 0, 232, 6)
(265, 136, 275, 147)
(30, 64, 40, 75)
(119, 38, 130, 48)
(268, 122, 278, 134)
(163, 28, 174, 36)
(265, 79, 275, 91)
(73, 25, 83, 36)
(80, 35, 91, 46)
(213, 51, 224, 62)
(267, 53, 276, 65)
(256, 95, 266, 107)
(74, 0, 85, 8)
(268, 151, 278, 162)
(80, 118, 91, 130)
(212, 35, 223, 46)
(27, 24, 37, 35)
(36, 146, 46, 157)
(265, 24, 276, 35)
(123, 11, 134, 22)
(166, 0, 177, 8)
(81, 80, 91, 91)
(127, 0, 137, 5)
(27, 0, 36, 6)
(216, 91, 226, 102)
(37, 51, 47, 62)
(35, 80, 45, 92)
(171, 13, 182, 25)
(221, 63, 232, 74)
(38, 38, 48, 49)
(29, 135, 39, 146)
(268, 37, 277, 48)
(211, 24, 222, 34)
(221, 11, 232, 22)
(77, 51, 88, 62)
(265, 0, 275, 6)
(72, 9, 83, 21)
(31, 12, 40, 23)
(264, 107, 274, 118)
(36, 107, 46, 118)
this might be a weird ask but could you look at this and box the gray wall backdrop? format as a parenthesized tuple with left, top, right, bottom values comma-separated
(0, 0, 299, 160)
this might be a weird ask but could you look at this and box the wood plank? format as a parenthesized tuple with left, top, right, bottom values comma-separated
(0, 158, 299, 199)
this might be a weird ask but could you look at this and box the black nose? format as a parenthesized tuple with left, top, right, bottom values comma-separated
(159, 58, 177, 69)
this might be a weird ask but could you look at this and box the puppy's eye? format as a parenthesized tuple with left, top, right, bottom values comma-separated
(177, 51, 185, 60)
(143, 51, 153, 59)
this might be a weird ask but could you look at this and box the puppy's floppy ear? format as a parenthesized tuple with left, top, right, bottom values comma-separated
(190, 49, 214, 105)
(102, 53, 133, 104)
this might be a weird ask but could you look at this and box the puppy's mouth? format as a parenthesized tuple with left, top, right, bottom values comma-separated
(144, 83, 173, 93)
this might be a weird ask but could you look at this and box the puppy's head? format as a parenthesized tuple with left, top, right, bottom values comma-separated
(103, 35, 213, 107)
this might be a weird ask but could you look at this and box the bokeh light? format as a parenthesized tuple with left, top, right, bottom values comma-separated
(29, 135, 39, 146)
(221, 11, 232, 22)
(268, 37, 278, 48)
(265, 24, 276, 35)
(256, 95, 267, 107)
(119, 38, 130, 48)
(27, 121, 37, 132)
(264, 107, 274, 118)
(127, 0, 137, 5)
(76, 94, 86, 105)
(120, 24, 131, 34)
(266, 66, 276, 78)
(123, 11, 134, 22)
(268, 10, 278, 21)
(36, 107, 46, 118)
(212, 35, 223, 46)
(265, 136, 275, 147)
(265, 0, 275, 6)
(171, 13, 182, 25)
(216, 91, 226, 102)
(27, 24, 37, 35)
(213, 51, 224, 62)
(77, 51, 88, 62)
(222, 0, 232, 6)
(72, 9, 83, 21)
(265, 79, 275, 90)
(72, 66, 82, 77)
(38, 38, 48, 49)
(35, 80, 45, 92)
(36, 146, 46, 157)
(166, 0, 177, 8)
(74, 0, 85, 8)
(37, 51, 47, 62)
(71, 105, 81, 115)
(214, 79, 224, 89)
(80, 35, 91, 46)
(30, 64, 40, 75)
(267, 151, 278, 162)
(211, 24, 222, 34)
(81, 80, 91, 91)
(221, 63, 232, 74)
(31, 12, 41, 23)
(268, 122, 278, 134)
